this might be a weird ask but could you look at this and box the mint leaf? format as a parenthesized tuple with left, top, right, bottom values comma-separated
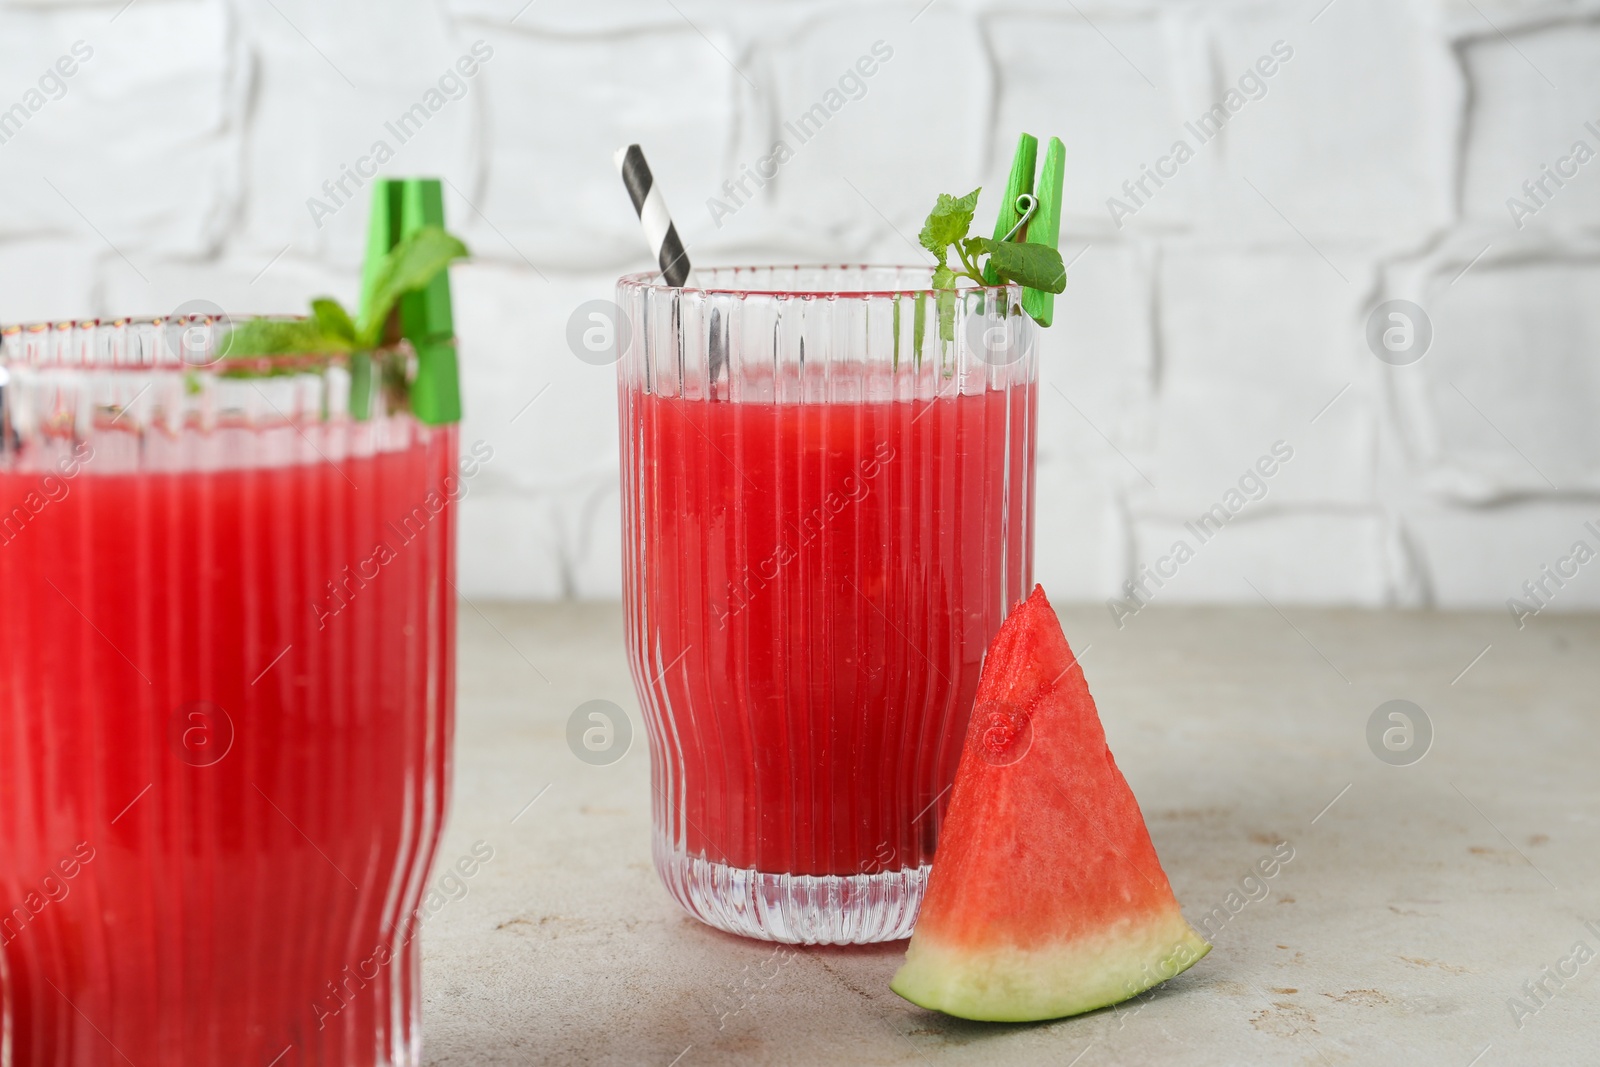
(312, 298, 358, 345)
(355, 226, 469, 348)
(930, 264, 960, 344)
(937, 288, 957, 343)
(979, 239, 1066, 295)
(918, 188, 981, 264)
(913, 291, 927, 364)
(221, 318, 341, 358)
(221, 228, 468, 360)
(892, 295, 901, 369)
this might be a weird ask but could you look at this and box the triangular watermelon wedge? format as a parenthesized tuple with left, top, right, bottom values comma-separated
(891, 585, 1209, 1021)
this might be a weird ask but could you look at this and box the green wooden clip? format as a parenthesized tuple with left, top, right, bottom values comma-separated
(356, 178, 461, 425)
(1022, 136, 1065, 328)
(983, 133, 1065, 327)
(983, 132, 1038, 287)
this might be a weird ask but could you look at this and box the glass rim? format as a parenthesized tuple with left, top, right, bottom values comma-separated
(617, 265, 1026, 300)
(0, 314, 413, 373)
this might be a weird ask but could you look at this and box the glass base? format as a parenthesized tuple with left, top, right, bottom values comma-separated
(654, 840, 927, 944)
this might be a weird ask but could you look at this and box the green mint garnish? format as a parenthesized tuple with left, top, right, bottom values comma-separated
(353, 226, 466, 347)
(971, 237, 1066, 295)
(918, 188, 982, 266)
(223, 226, 469, 358)
(917, 188, 1066, 337)
(311, 298, 357, 346)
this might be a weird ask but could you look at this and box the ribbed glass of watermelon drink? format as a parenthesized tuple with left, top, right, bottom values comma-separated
(618, 266, 1037, 943)
(0, 318, 457, 1065)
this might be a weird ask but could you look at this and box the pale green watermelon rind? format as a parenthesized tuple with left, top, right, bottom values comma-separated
(890, 909, 1211, 1023)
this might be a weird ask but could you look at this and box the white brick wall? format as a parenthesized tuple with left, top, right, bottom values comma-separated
(1, 0, 1597, 614)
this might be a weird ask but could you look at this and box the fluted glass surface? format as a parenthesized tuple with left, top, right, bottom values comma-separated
(618, 266, 1037, 944)
(0, 319, 456, 1066)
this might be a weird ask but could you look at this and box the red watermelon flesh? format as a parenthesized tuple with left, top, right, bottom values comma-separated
(891, 585, 1209, 1021)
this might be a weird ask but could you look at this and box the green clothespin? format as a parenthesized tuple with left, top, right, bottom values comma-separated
(1023, 137, 1065, 328)
(983, 133, 1038, 287)
(983, 133, 1065, 327)
(356, 178, 461, 425)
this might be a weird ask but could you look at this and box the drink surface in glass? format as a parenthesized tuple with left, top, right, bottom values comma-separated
(0, 319, 457, 1066)
(619, 266, 1037, 944)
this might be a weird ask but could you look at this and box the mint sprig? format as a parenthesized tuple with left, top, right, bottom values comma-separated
(223, 226, 469, 358)
(919, 188, 982, 289)
(917, 188, 1066, 330)
(973, 238, 1065, 295)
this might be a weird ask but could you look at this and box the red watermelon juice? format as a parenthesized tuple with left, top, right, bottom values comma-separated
(0, 419, 458, 1065)
(625, 382, 1036, 880)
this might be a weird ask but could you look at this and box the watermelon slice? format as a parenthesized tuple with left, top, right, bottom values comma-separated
(891, 585, 1209, 1021)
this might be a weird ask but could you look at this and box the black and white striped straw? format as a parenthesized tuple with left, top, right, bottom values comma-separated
(614, 144, 694, 288)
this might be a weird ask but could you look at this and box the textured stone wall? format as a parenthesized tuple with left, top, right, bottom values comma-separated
(1, 0, 1596, 613)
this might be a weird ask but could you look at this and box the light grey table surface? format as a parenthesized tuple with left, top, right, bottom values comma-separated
(421, 602, 1598, 1066)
